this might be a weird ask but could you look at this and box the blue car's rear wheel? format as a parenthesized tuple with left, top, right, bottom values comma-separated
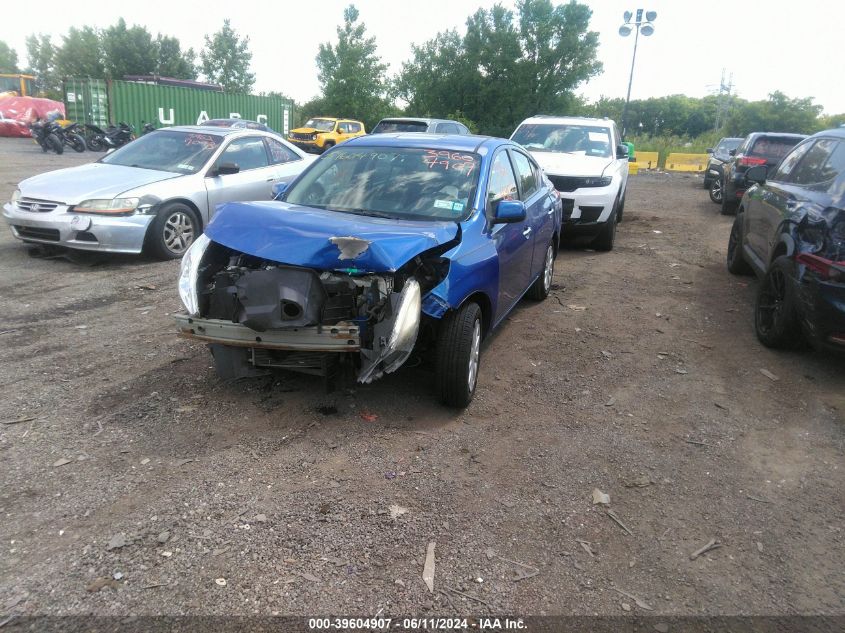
(435, 301, 482, 408)
(527, 240, 555, 300)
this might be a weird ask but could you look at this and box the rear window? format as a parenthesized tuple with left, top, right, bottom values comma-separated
(371, 120, 429, 134)
(749, 137, 803, 160)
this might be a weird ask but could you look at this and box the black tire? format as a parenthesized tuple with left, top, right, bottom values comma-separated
(720, 182, 737, 215)
(703, 176, 711, 189)
(709, 177, 724, 204)
(435, 302, 482, 408)
(69, 134, 86, 152)
(592, 210, 617, 252)
(754, 255, 801, 349)
(40, 138, 48, 153)
(527, 240, 555, 300)
(726, 214, 752, 275)
(321, 141, 335, 153)
(86, 136, 105, 151)
(145, 202, 200, 260)
(47, 133, 63, 154)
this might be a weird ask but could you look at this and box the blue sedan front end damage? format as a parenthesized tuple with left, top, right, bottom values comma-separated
(175, 134, 561, 406)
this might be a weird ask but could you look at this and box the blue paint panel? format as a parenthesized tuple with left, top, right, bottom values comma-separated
(205, 201, 459, 273)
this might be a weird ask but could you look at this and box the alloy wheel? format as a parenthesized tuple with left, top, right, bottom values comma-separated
(163, 211, 195, 255)
(467, 319, 481, 392)
(756, 267, 786, 336)
(543, 244, 554, 293)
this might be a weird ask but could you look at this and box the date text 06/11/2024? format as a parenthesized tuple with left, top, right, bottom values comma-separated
(307, 617, 527, 630)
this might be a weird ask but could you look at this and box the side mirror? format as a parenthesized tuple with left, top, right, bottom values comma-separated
(272, 182, 289, 200)
(745, 165, 768, 184)
(728, 149, 736, 156)
(214, 162, 240, 176)
(616, 144, 629, 159)
(492, 199, 526, 224)
(705, 147, 714, 154)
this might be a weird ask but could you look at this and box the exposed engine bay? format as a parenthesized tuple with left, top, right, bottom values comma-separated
(177, 239, 451, 385)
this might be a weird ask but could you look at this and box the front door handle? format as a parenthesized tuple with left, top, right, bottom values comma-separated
(522, 227, 532, 239)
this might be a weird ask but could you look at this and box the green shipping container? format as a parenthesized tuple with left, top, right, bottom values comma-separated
(108, 81, 293, 136)
(63, 78, 109, 128)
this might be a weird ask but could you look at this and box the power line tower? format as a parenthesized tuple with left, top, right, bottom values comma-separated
(714, 68, 734, 131)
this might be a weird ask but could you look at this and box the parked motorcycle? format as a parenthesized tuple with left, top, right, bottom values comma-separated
(56, 122, 87, 153)
(29, 120, 64, 154)
(84, 122, 135, 151)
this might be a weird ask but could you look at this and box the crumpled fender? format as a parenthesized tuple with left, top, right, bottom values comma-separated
(205, 201, 460, 273)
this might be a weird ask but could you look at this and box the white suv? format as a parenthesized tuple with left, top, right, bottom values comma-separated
(511, 116, 629, 251)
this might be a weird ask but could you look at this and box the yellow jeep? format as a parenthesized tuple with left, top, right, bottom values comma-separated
(287, 117, 366, 153)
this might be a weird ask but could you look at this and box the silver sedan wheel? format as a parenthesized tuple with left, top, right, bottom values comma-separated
(543, 244, 554, 293)
(163, 211, 195, 255)
(467, 319, 481, 391)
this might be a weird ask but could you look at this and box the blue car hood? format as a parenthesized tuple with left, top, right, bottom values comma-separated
(205, 201, 460, 273)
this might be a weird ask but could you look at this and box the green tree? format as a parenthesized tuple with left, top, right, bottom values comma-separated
(101, 19, 158, 79)
(24, 34, 59, 97)
(725, 91, 823, 136)
(0, 40, 19, 73)
(56, 26, 104, 78)
(155, 35, 197, 79)
(397, 0, 601, 137)
(200, 20, 255, 92)
(315, 5, 392, 128)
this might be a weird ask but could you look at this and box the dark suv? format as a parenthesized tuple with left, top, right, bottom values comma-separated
(704, 137, 743, 202)
(726, 128, 845, 353)
(720, 132, 807, 215)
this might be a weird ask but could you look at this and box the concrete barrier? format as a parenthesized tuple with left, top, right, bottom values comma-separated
(632, 151, 659, 170)
(664, 153, 709, 172)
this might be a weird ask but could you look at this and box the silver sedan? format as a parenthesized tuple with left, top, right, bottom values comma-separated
(2, 126, 316, 258)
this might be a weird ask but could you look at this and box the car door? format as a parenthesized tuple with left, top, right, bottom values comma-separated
(487, 149, 534, 321)
(264, 136, 309, 185)
(509, 148, 552, 280)
(336, 122, 351, 144)
(205, 135, 275, 217)
(746, 139, 819, 263)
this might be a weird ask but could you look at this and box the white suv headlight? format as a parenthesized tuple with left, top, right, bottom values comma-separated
(178, 233, 211, 315)
(11, 189, 21, 205)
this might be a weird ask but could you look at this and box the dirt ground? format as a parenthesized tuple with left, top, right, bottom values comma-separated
(0, 137, 843, 621)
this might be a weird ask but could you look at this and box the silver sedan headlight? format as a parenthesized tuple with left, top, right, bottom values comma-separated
(11, 189, 21, 205)
(178, 233, 211, 315)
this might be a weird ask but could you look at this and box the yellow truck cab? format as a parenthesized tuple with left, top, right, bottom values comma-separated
(288, 117, 366, 153)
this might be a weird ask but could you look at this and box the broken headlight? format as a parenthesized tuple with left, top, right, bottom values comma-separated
(178, 233, 210, 315)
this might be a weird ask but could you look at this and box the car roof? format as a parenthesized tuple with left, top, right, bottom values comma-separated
(345, 133, 504, 153)
(810, 127, 845, 140)
(156, 125, 277, 137)
(304, 117, 363, 123)
(746, 132, 808, 139)
(517, 115, 615, 127)
(377, 117, 458, 125)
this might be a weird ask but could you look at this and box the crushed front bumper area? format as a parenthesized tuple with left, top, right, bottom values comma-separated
(174, 314, 361, 352)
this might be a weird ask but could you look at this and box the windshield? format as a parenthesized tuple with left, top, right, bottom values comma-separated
(371, 120, 429, 134)
(717, 138, 742, 153)
(100, 130, 223, 174)
(512, 123, 612, 158)
(304, 119, 336, 132)
(285, 146, 480, 221)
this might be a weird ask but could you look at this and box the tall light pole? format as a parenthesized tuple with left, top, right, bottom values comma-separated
(618, 9, 657, 139)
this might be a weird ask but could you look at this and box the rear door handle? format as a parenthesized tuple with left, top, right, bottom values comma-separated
(522, 227, 532, 239)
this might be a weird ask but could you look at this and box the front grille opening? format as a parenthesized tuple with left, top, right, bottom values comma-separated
(14, 226, 60, 241)
(74, 231, 98, 242)
(578, 206, 604, 222)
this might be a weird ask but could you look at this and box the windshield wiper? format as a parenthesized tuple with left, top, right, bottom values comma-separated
(331, 207, 396, 219)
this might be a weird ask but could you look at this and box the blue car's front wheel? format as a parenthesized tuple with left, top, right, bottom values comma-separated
(435, 302, 482, 408)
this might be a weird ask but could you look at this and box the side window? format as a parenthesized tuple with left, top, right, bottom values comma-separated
(216, 136, 269, 171)
(820, 141, 845, 184)
(791, 139, 838, 185)
(510, 150, 539, 200)
(436, 122, 459, 134)
(348, 123, 360, 134)
(265, 138, 300, 165)
(457, 124, 469, 134)
(487, 151, 519, 214)
(769, 141, 813, 182)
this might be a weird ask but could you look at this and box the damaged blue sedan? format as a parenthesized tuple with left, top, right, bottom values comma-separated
(175, 134, 562, 406)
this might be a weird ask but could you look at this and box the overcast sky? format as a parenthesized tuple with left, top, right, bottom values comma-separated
(2, 0, 843, 114)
